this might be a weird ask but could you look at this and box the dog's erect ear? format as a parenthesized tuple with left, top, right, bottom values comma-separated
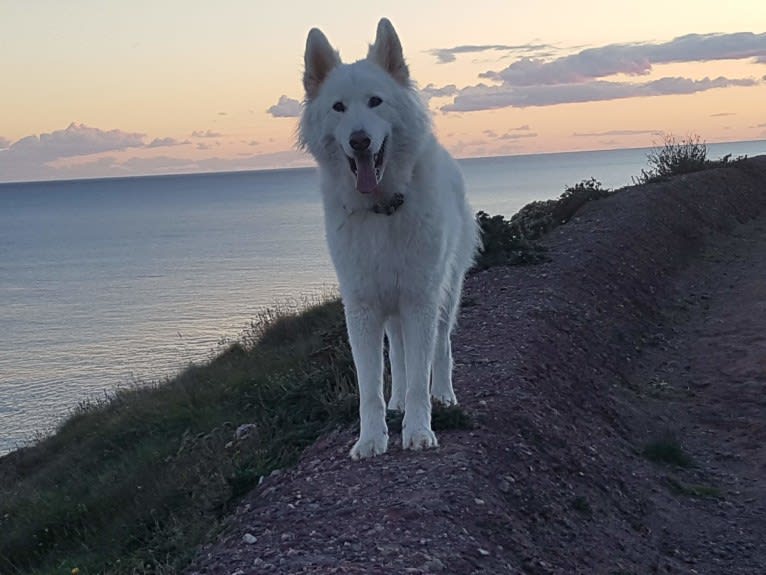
(368, 18, 409, 85)
(303, 28, 340, 100)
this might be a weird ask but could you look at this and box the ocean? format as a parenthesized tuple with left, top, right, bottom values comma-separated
(2, 141, 765, 454)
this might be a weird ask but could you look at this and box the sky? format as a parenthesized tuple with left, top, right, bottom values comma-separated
(1, 0, 766, 182)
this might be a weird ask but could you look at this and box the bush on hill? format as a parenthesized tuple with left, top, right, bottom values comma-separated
(475, 177, 610, 269)
(634, 133, 748, 184)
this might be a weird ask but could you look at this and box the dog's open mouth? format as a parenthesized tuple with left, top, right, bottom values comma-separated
(347, 138, 386, 194)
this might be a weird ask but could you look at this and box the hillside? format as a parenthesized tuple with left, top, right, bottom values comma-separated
(187, 157, 766, 574)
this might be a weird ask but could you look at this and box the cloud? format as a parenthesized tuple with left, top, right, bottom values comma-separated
(0, 123, 230, 181)
(103, 150, 314, 176)
(146, 137, 189, 148)
(118, 155, 198, 173)
(1, 146, 314, 182)
(480, 32, 766, 86)
(572, 129, 663, 137)
(428, 43, 554, 64)
(481, 127, 537, 140)
(267, 95, 301, 118)
(421, 83, 459, 100)
(0, 121, 319, 182)
(498, 131, 538, 140)
(3, 122, 145, 163)
(430, 32, 766, 113)
(442, 76, 759, 111)
(191, 129, 223, 138)
(710, 112, 736, 117)
(0, 123, 148, 181)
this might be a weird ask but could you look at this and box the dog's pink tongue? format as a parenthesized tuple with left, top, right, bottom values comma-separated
(355, 154, 377, 194)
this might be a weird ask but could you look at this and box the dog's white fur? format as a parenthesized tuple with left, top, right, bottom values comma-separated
(300, 19, 479, 459)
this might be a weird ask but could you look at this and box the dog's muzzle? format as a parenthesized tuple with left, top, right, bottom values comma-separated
(346, 131, 386, 194)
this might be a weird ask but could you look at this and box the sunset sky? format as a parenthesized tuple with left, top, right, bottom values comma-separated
(1, 0, 765, 182)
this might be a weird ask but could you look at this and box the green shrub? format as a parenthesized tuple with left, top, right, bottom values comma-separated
(633, 133, 748, 184)
(634, 134, 708, 184)
(642, 435, 693, 468)
(665, 477, 722, 499)
(474, 210, 548, 269)
(475, 178, 610, 270)
(571, 495, 593, 516)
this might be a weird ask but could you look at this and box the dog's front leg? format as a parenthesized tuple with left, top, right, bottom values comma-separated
(385, 317, 406, 411)
(401, 304, 439, 450)
(345, 306, 389, 459)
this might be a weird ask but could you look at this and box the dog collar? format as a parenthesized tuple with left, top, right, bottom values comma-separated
(370, 192, 404, 215)
(343, 192, 405, 218)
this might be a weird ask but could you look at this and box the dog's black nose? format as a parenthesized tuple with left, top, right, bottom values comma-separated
(349, 131, 371, 152)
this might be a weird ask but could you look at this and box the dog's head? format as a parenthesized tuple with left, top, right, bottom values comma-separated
(299, 19, 429, 196)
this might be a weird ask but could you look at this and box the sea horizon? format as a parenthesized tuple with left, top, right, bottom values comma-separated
(2, 137, 765, 187)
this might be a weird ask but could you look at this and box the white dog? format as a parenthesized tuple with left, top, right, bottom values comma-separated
(299, 18, 479, 459)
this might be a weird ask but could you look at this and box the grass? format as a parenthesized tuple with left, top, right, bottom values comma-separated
(0, 298, 357, 574)
(641, 436, 722, 499)
(571, 495, 593, 517)
(641, 434, 694, 468)
(665, 477, 722, 499)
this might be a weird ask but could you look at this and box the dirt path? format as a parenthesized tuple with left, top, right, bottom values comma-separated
(623, 214, 766, 573)
(187, 157, 766, 574)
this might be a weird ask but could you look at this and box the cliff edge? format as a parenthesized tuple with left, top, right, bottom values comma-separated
(188, 157, 766, 574)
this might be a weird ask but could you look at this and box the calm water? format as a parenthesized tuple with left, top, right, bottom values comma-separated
(2, 141, 765, 453)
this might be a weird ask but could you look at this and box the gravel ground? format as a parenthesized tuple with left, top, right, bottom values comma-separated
(187, 157, 766, 574)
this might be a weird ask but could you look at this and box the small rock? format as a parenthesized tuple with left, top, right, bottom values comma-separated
(252, 557, 274, 569)
(235, 423, 257, 440)
(424, 558, 445, 572)
(478, 548, 490, 556)
(242, 533, 257, 544)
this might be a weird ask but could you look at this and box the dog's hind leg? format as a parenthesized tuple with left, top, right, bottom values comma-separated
(431, 271, 463, 406)
(345, 306, 389, 459)
(401, 303, 439, 450)
(385, 317, 406, 412)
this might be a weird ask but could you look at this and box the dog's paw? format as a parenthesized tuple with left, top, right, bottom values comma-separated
(431, 390, 458, 406)
(402, 426, 438, 451)
(350, 433, 389, 460)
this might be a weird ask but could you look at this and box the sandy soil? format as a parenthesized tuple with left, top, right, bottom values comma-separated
(187, 157, 766, 574)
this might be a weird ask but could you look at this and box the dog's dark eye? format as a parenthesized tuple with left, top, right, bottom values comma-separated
(368, 96, 383, 108)
(332, 101, 346, 112)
